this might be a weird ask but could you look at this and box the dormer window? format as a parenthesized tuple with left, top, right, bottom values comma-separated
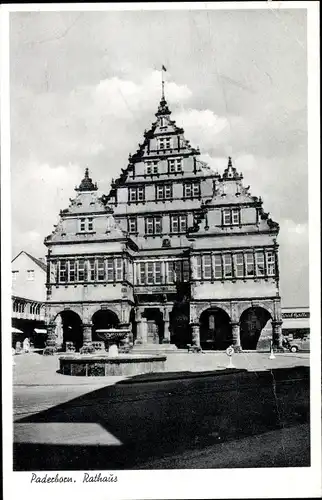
(156, 183, 172, 201)
(159, 137, 171, 150)
(168, 158, 182, 173)
(129, 186, 145, 202)
(222, 208, 240, 226)
(79, 217, 94, 232)
(146, 161, 158, 175)
(184, 182, 200, 198)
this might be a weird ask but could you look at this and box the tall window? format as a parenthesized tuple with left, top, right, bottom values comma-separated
(255, 252, 265, 276)
(128, 217, 137, 233)
(88, 259, 95, 281)
(184, 182, 200, 198)
(68, 261, 76, 282)
(223, 254, 233, 278)
(170, 214, 187, 233)
(195, 256, 202, 279)
(202, 255, 212, 279)
(145, 217, 162, 235)
(59, 261, 67, 283)
(245, 253, 254, 277)
(128, 186, 145, 202)
(168, 158, 182, 173)
(222, 208, 240, 226)
(96, 258, 105, 281)
(155, 262, 162, 284)
(167, 261, 175, 283)
(115, 258, 123, 280)
(107, 259, 114, 281)
(77, 259, 86, 281)
(213, 255, 222, 279)
(159, 137, 171, 150)
(182, 261, 190, 281)
(266, 251, 276, 276)
(156, 184, 172, 200)
(234, 254, 244, 277)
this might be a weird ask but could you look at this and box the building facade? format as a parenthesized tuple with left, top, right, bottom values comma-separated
(44, 94, 283, 352)
(11, 251, 47, 346)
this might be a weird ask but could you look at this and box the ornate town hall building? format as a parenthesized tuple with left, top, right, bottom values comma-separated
(44, 93, 283, 352)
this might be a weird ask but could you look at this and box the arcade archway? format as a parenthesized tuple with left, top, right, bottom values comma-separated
(239, 307, 272, 350)
(200, 308, 232, 350)
(143, 308, 164, 345)
(170, 304, 191, 348)
(58, 310, 83, 351)
(91, 309, 120, 341)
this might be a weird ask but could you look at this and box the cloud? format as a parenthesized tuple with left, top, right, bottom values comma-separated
(11, 161, 83, 257)
(173, 109, 231, 152)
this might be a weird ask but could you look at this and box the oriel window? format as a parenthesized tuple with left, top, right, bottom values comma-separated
(115, 258, 123, 280)
(213, 255, 222, 279)
(68, 261, 76, 282)
(59, 261, 67, 283)
(77, 259, 86, 281)
(223, 254, 233, 278)
(202, 255, 212, 279)
(255, 252, 265, 276)
(266, 251, 275, 276)
(88, 259, 95, 281)
(96, 258, 105, 281)
(245, 253, 255, 277)
(234, 254, 244, 277)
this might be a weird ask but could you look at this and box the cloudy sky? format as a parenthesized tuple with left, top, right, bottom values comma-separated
(10, 7, 308, 306)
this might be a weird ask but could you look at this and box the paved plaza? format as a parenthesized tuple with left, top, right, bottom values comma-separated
(13, 351, 310, 470)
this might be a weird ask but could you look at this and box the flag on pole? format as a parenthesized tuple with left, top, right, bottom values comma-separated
(162, 65, 167, 72)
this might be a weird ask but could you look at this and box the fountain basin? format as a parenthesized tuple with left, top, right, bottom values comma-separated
(59, 354, 167, 377)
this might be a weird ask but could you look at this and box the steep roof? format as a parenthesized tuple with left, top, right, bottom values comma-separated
(11, 251, 47, 272)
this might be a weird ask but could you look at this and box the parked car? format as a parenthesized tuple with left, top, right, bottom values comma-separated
(288, 337, 310, 353)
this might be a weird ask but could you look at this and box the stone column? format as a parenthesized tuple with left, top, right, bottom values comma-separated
(230, 322, 242, 352)
(191, 323, 200, 347)
(43, 322, 57, 355)
(135, 314, 148, 345)
(163, 308, 171, 344)
(82, 323, 93, 346)
(272, 320, 283, 350)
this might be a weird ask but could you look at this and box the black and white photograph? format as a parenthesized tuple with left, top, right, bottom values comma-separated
(1, 2, 321, 499)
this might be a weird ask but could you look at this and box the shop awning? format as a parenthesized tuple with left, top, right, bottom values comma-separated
(34, 328, 47, 334)
(12, 327, 23, 334)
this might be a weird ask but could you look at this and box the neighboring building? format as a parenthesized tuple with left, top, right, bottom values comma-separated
(281, 306, 310, 338)
(44, 93, 283, 352)
(11, 251, 47, 346)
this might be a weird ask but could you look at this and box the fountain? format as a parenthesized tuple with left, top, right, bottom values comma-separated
(59, 328, 167, 377)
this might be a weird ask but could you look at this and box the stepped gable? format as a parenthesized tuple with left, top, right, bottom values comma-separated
(189, 157, 279, 235)
(44, 168, 128, 244)
(105, 95, 213, 203)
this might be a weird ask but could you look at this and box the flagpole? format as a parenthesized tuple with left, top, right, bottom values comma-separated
(161, 66, 165, 100)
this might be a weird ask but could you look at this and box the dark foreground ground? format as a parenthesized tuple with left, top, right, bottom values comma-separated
(13, 353, 310, 470)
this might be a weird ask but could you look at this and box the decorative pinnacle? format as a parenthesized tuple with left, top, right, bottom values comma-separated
(75, 167, 98, 192)
(222, 156, 243, 180)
